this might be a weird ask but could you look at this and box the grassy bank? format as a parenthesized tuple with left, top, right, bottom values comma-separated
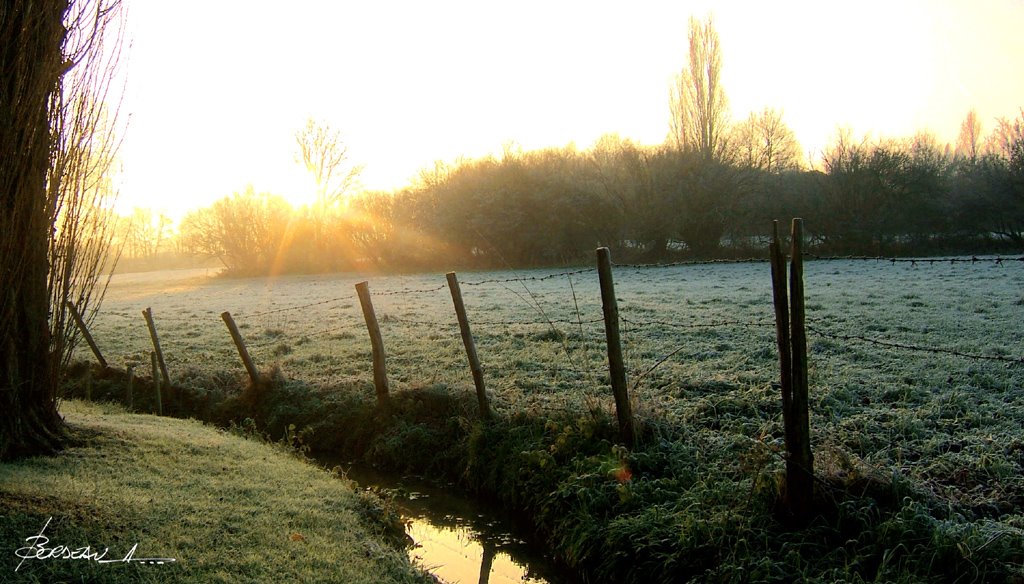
(272, 380, 1024, 583)
(68, 366, 1024, 582)
(0, 400, 434, 584)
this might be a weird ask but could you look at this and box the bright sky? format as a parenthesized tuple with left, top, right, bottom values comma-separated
(113, 0, 1024, 221)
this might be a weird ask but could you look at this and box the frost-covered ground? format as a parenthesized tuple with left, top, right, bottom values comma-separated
(83, 258, 1024, 508)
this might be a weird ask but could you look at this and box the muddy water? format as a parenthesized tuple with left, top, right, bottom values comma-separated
(337, 464, 572, 584)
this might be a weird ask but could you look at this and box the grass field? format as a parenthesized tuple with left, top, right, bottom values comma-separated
(73, 257, 1024, 581)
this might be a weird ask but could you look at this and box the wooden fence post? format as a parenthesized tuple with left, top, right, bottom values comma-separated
(788, 218, 814, 512)
(446, 272, 491, 420)
(596, 247, 635, 448)
(151, 351, 162, 416)
(355, 281, 390, 405)
(770, 218, 814, 521)
(126, 365, 134, 410)
(65, 300, 107, 369)
(221, 311, 260, 386)
(142, 307, 171, 392)
(770, 220, 795, 462)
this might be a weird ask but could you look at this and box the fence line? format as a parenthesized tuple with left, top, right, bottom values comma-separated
(72, 230, 1023, 439)
(97, 252, 1024, 329)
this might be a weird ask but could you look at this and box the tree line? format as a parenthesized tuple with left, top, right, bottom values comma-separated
(175, 16, 1022, 275)
(176, 111, 1024, 275)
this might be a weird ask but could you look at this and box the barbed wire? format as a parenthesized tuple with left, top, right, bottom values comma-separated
(241, 295, 354, 318)
(381, 314, 605, 329)
(116, 254, 1024, 325)
(806, 320, 1024, 365)
(613, 257, 769, 269)
(610, 254, 1024, 271)
(621, 315, 775, 330)
(460, 267, 596, 286)
(337, 268, 599, 298)
(477, 317, 606, 327)
(378, 315, 459, 328)
(803, 254, 1024, 266)
(99, 310, 216, 325)
(370, 284, 448, 297)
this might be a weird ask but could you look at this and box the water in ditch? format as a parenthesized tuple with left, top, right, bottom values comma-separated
(336, 464, 574, 584)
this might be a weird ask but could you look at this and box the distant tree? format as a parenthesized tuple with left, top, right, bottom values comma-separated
(732, 108, 803, 173)
(956, 109, 983, 161)
(818, 129, 879, 251)
(967, 109, 1024, 244)
(988, 109, 1024, 164)
(668, 15, 730, 162)
(295, 117, 364, 208)
(179, 188, 294, 274)
(896, 133, 952, 243)
(348, 192, 398, 266)
(123, 208, 173, 259)
(650, 147, 744, 257)
(664, 15, 744, 256)
(818, 129, 953, 253)
(588, 134, 668, 256)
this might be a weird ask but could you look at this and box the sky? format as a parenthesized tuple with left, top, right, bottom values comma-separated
(112, 0, 1024, 221)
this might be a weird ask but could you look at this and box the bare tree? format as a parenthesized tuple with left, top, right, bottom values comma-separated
(1, 0, 124, 459)
(179, 188, 294, 274)
(295, 117, 364, 208)
(668, 15, 730, 161)
(732, 108, 803, 173)
(956, 109, 983, 161)
(122, 208, 173, 259)
(987, 108, 1024, 163)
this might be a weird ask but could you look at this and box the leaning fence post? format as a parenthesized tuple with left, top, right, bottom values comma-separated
(771, 218, 814, 521)
(447, 272, 491, 420)
(355, 281, 390, 405)
(221, 311, 260, 386)
(65, 300, 107, 369)
(142, 307, 171, 392)
(151, 351, 162, 416)
(596, 247, 635, 448)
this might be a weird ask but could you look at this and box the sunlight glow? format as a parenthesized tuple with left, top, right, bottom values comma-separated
(113, 0, 1024, 221)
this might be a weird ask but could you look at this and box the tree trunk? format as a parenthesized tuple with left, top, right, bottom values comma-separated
(0, 2, 71, 460)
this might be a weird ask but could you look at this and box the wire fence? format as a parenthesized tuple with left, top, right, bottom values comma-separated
(75, 251, 1024, 419)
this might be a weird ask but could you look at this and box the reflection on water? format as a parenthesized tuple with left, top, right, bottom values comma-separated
(407, 521, 544, 584)
(339, 465, 564, 584)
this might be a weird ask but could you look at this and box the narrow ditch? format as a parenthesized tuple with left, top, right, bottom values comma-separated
(330, 462, 575, 584)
